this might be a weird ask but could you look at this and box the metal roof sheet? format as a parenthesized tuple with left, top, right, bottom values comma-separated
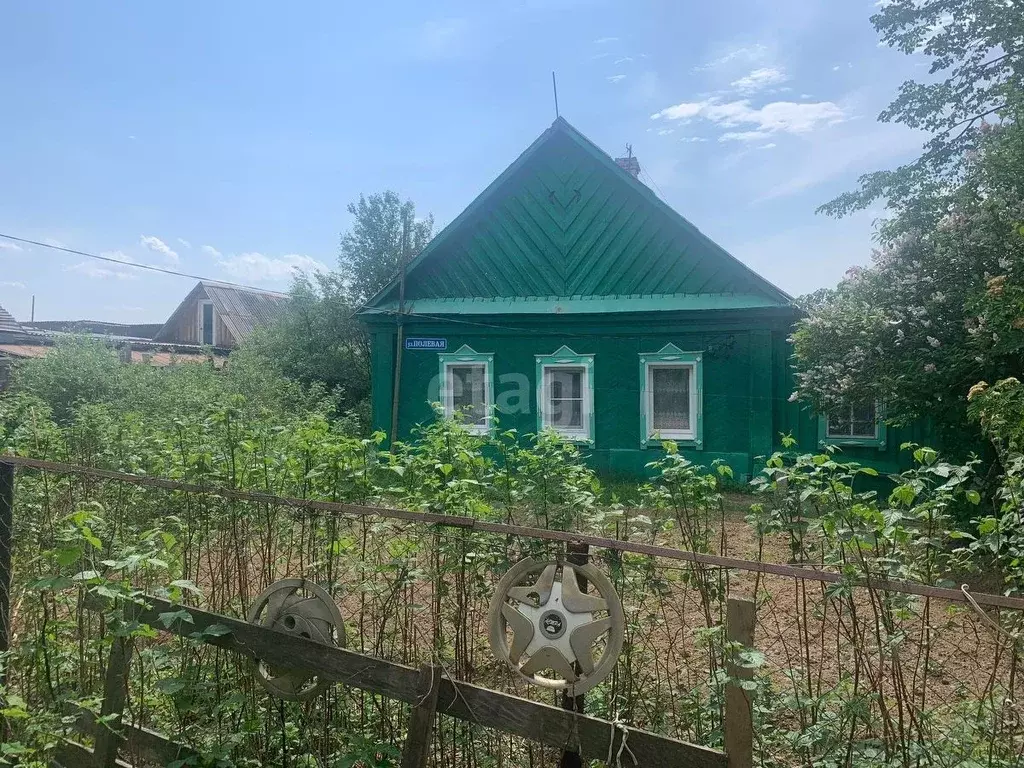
(152, 281, 288, 344)
(0, 305, 24, 334)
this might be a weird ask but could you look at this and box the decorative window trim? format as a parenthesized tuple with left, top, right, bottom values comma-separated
(197, 299, 216, 346)
(535, 346, 595, 444)
(818, 403, 887, 450)
(438, 345, 494, 435)
(639, 344, 703, 449)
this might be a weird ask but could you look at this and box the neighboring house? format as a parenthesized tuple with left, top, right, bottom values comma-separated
(359, 118, 924, 479)
(0, 301, 228, 389)
(153, 281, 288, 348)
(24, 320, 163, 339)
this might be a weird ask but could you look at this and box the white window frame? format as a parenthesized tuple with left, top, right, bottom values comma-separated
(438, 346, 493, 435)
(535, 347, 595, 444)
(639, 344, 703, 449)
(644, 362, 697, 441)
(197, 299, 216, 346)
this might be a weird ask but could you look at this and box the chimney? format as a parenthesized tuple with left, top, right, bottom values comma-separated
(615, 144, 641, 178)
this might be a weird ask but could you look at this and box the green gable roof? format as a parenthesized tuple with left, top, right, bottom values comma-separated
(362, 118, 793, 316)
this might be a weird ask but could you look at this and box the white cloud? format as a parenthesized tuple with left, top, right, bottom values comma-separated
(607, 74, 627, 83)
(657, 128, 675, 136)
(730, 67, 787, 92)
(757, 143, 777, 150)
(201, 244, 222, 258)
(43, 237, 66, 248)
(694, 44, 768, 71)
(139, 235, 179, 264)
(679, 136, 709, 143)
(652, 98, 845, 138)
(0, 242, 23, 252)
(0, 281, 25, 289)
(66, 261, 137, 280)
(216, 252, 328, 282)
(614, 57, 633, 65)
(593, 36, 618, 44)
(719, 130, 774, 142)
(832, 65, 841, 71)
(177, 238, 192, 249)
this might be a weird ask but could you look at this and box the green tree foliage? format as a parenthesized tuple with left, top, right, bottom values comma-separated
(793, 3, 1024, 451)
(821, 0, 1024, 217)
(250, 191, 434, 426)
(247, 271, 370, 418)
(338, 190, 434, 305)
(9, 334, 333, 427)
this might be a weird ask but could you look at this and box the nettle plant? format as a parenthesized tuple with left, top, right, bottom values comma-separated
(745, 438, 1020, 767)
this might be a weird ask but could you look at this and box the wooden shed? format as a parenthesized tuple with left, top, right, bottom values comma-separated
(359, 118, 921, 479)
(153, 281, 288, 348)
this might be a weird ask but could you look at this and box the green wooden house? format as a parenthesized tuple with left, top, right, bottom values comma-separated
(359, 118, 922, 479)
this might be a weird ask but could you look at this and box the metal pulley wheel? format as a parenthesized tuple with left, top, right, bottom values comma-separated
(246, 578, 346, 701)
(488, 557, 625, 695)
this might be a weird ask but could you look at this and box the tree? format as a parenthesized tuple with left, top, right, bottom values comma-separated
(793, 112, 1024, 451)
(821, 0, 1024, 218)
(246, 191, 435, 426)
(339, 191, 434, 305)
(246, 271, 370, 418)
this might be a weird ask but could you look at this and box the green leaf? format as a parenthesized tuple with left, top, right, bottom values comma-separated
(159, 609, 194, 629)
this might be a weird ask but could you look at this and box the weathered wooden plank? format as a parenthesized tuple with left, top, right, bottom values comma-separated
(400, 664, 442, 768)
(93, 636, 133, 768)
(99, 596, 726, 768)
(52, 741, 131, 768)
(725, 598, 755, 768)
(72, 705, 198, 767)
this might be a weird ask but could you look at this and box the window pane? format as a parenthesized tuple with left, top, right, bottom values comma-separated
(652, 366, 690, 431)
(201, 303, 214, 345)
(544, 367, 584, 430)
(827, 411, 852, 437)
(450, 365, 486, 426)
(850, 402, 877, 438)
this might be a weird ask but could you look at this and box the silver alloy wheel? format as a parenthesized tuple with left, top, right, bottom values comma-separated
(488, 557, 625, 695)
(246, 578, 346, 700)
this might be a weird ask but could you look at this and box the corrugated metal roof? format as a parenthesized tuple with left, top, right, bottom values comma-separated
(201, 282, 288, 341)
(152, 281, 289, 345)
(0, 305, 24, 334)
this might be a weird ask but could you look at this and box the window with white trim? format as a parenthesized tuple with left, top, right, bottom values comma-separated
(826, 402, 878, 440)
(639, 345, 703, 447)
(535, 347, 594, 442)
(646, 363, 695, 439)
(438, 346, 493, 434)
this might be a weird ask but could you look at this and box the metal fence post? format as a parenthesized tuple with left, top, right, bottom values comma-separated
(725, 597, 755, 768)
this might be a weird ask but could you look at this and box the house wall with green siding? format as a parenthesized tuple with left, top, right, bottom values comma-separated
(360, 117, 922, 481)
(365, 311, 918, 481)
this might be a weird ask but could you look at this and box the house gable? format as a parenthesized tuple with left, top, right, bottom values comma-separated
(364, 118, 792, 313)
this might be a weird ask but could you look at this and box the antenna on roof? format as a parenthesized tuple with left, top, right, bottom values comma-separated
(551, 71, 560, 119)
(625, 143, 633, 159)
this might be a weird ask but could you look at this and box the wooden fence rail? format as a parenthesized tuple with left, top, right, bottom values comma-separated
(75, 594, 732, 767)
(5, 455, 1023, 611)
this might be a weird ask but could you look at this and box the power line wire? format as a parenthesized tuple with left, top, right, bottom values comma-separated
(0, 233, 285, 294)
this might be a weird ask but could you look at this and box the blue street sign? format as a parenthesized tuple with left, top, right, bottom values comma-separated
(405, 337, 447, 351)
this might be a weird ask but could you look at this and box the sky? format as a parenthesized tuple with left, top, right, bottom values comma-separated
(0, 0, 930, 323)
